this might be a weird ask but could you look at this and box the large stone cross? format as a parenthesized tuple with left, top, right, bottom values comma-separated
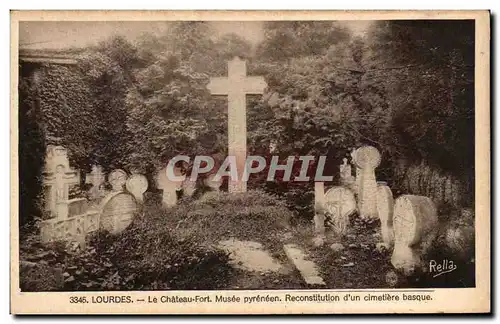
(207, 56, 267, 192)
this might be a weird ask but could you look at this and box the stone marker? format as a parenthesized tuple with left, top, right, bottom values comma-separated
(181, 177, 197, 198)
(284, 244, 325, 286)
(99, 192, 138, 234)
(313, 182, 326, 237)
(85, 165, 105, 200)
(108, 169, 128, 192)
(376, 184, 395, 246)
(391, 195, 438, 275)
(126, 174, 148, 203)
(207, 56, 267, 193)
(352, 146, 381, 219)
(218, 239, 282, 273)
(324, 186, 356, 236)
(204, 173, 222, 192)
(156, 166, 183, 207)
(339, 158, 355, 188)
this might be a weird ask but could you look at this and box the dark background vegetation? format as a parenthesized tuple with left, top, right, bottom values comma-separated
(19, 20, 475, 227)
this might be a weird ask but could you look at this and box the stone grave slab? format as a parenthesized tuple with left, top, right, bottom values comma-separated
(218, 239, 283, 273)
(283, 244, 325, 286)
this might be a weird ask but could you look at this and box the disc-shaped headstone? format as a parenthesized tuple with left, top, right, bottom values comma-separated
(324, 186, 356, 235)
(100, 192, 137, 234)
(126, 174, 148, 202)
(353, 146, 381, 169)
(393, 195, 438, 247)
(108, 169, 128, 192)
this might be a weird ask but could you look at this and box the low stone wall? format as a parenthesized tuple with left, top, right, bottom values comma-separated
(40, 210, 100, 244)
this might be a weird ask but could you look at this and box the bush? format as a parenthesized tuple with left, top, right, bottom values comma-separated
(19, 218, 234, 291)
(20, 261, 64, 291)
(155, 190, 294, 251)
(83, 227, 233, 290)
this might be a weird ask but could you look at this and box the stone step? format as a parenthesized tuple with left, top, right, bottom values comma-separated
(283, 244, 326, 286)
(218, 239, 283, 273)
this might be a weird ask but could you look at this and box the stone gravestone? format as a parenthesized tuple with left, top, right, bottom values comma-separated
(99, 192, 138, 234)
(156, 166, 183, 207)
(339, 158, 352, 184)
(108, 169, 128, 192)
(181, 177, 197, 198)
(391, 195, 438, 275)
(207, 56, 267, 193)
(353, 146, 381, 220)
(85, 165, 105, 200)
(313, 182, 326, 237)
(205, 173, 222, 192)
(43, 146, 80, 219)
(324, 186, 357, 236)
(126, 174, 148, 203)
(376, 184, 395, 246)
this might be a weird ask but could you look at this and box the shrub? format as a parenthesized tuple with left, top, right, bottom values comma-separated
(83, 227, 233, 290)
(20, 261, 64, 291)
(20, 219, 233, 291)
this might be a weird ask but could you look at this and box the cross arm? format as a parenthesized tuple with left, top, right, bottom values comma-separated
(207, 77, 231, 95)
(243, 76, 268, 94)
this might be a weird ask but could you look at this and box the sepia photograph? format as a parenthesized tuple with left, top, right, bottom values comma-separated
(11, 10, 490, 314)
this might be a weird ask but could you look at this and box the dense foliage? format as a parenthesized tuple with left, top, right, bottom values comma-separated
(19, 65, 46, 227)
